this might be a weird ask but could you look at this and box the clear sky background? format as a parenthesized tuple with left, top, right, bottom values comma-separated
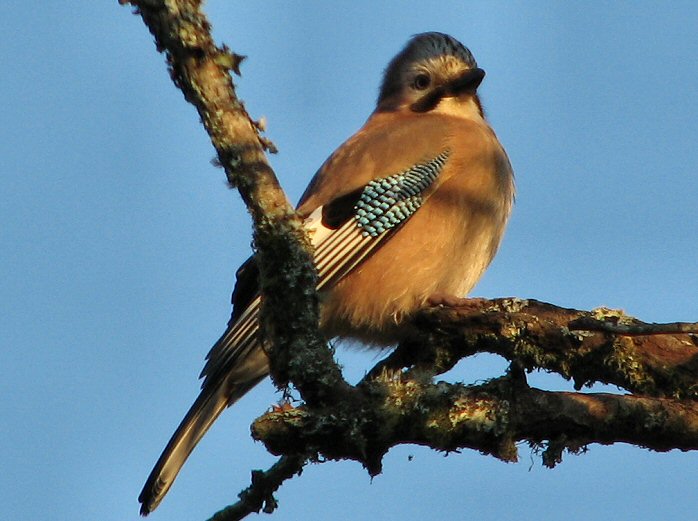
(2, 2, 697, 520)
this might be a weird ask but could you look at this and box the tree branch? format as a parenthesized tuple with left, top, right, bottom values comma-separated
(207, 456, 306, 521)
(569, 316, 698, 335)
(248, 298, 698, 478)
(368, 298, 698, 399)
(253, 375, 698, 472)
(121, 0, 351, 405)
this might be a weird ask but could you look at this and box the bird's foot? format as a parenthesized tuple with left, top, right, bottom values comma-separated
(271, 400, 296, 413)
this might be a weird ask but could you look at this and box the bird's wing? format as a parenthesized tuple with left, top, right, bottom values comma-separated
(199, 147, 452, 388)
(200, 113, 475, 390)
(308, 149, 451, 289)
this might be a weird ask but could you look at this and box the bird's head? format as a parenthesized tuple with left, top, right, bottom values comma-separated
(376, 32, 485, 118)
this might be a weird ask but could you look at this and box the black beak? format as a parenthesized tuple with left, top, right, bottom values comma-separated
(410, 67, 486, 113)
(448, 67, 485, 95)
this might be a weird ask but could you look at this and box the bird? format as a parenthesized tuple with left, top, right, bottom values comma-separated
(138, 31, 515, 515)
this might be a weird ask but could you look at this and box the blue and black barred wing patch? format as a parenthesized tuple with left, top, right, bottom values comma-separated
(354, 150, 449, 236)
(309, 149, 451, 289)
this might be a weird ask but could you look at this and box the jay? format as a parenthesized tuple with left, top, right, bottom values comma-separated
(139, 31, 515, 514)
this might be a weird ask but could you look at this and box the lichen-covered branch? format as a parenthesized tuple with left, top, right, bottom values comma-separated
(253, 373, 698, 473)
(248, 298, 697, 483)
(369, 298, 698, 399)
(121, 0, 349, 404)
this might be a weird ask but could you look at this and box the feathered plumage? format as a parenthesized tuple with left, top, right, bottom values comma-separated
(138, 32, 514, 515)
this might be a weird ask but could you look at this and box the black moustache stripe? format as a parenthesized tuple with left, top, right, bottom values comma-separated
(410, 86, 447, 113)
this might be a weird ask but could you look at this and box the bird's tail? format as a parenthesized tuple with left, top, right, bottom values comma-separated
(138, 343, 267, 515)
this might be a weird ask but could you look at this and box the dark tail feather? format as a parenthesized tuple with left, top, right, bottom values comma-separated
(138, 373, 265, 515)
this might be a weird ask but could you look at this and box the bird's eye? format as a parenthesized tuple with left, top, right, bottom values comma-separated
(413, 73, 431, 90)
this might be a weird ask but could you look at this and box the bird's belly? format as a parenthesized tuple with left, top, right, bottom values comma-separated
(318, 187, 506, 345)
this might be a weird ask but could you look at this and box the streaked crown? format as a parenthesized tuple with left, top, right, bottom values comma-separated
(377, 32, 481, 111)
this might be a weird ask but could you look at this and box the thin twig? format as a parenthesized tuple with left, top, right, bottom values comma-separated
(207, 456, 307, 521)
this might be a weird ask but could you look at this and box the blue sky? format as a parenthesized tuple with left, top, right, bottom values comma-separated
(2, 2, 697, 520)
